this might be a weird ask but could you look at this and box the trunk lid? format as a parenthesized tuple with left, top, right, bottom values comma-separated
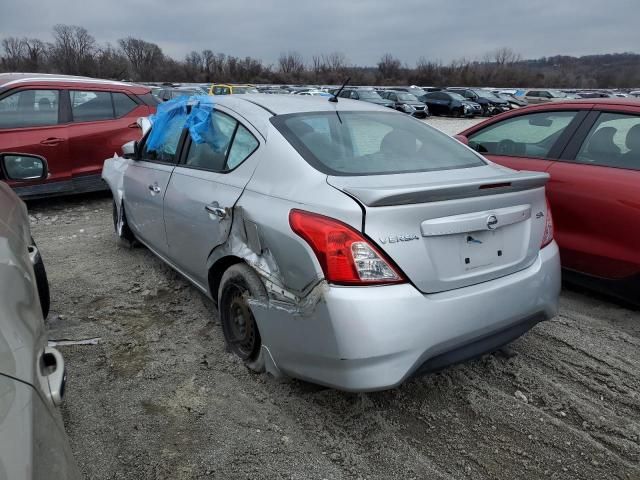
(328, 165, 550, 293)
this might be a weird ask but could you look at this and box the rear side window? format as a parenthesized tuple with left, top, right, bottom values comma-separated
(0, 89, 59, 128)
(574, 112, 640, 171)
(71, 91, 113, 121)
(271, 111, 485, 176)
(113, 93, 138, 117)
(227, 125, 259, 169)
(468, 111, 577, 158)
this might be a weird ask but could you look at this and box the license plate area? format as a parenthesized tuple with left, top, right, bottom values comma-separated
(460, 230, 505, 271)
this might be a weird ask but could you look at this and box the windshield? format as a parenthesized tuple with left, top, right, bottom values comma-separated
(448, 92, 466, 101)
(357, 90, 382, 99)
(173, 89, 203, 97)
(233, 87, 259, 94)
(271, 111, 485, 176)
(549, 90, 568, 98)
(396, 93, 418, 102)
(473, 90, 501, 101)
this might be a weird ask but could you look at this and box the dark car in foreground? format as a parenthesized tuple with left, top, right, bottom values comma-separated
(447, 88, 510, 116)
(1, 163, 81, 479)
(379, 90, 429, 117)
(456, 99, 640, 305)
(0, 73, 157, 199)
(338, 88, 394, 108)
(420, 91, 482, 117)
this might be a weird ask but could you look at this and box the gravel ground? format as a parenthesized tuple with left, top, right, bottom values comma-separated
(27, 117, 639, 480)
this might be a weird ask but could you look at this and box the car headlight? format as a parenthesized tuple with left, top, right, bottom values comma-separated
(402, 104, 415, 112)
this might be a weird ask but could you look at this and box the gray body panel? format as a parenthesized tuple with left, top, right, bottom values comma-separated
(102, 94, 561, 391)
(0, 182, 80, 478)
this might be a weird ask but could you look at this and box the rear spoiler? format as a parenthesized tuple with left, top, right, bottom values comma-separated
(341, 172, 550, 207)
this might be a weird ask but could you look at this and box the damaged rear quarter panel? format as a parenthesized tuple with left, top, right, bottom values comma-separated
(208, 126, 364, 334)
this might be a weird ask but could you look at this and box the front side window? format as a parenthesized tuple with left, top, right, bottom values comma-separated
(272, 111, 485, 176)
(468, 111, 577, 158)
(185, 111, 258, 172)
(71, 90, 113, 122)
(0, 89, 59, 128)
(574, 112, 640, 171)
(142, 115, 185, 163)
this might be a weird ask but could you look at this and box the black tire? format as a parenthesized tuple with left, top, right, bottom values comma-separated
(453, 107, 462, 118)
(112, 200, 135, 243)
(218, 263, 266, 372)
(30, 240, 50, 318)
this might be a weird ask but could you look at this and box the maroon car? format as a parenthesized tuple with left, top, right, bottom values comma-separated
(0, 73, 157, 198)
(456, 99, 640, 304)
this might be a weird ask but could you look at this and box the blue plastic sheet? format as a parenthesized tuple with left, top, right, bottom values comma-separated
(146, 95, 217, 151)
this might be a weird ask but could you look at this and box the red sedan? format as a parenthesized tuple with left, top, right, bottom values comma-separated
(0, 73, 157, 198)
(456, 99, 639, 304)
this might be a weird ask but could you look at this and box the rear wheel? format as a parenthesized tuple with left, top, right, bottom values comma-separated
(218, 263, 266, 372)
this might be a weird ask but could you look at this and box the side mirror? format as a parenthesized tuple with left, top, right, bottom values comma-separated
(454, 134, 469, 146)
(122, 140, 138, 159)
(1, 153, 48, 182)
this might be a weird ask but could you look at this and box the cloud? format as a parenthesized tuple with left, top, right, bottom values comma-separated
(1, 0, 637, 65)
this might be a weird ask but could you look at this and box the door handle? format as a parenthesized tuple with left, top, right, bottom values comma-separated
(148, 183, 161, 194)
(128, 122, 140, 129)
(205, 203, 227, 219)
(40, 137, 63, 146)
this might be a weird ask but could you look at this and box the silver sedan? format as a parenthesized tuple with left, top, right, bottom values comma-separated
(103, 94, 560, 392)
(0, 156, 80, 479)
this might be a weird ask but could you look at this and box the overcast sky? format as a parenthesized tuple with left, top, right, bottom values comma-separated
(1, 0, 638, 66)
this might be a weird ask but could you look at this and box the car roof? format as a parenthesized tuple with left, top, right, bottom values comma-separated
(220, 93, 386, 115)
(0, 73, 149, 93)
(526, 98, 640, 108)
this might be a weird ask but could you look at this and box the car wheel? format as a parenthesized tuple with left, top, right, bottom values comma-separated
(30, 240, 50, 318)
(112, 200, 135, 244)
(453, 108, 462, 118)
(218, 263, 266, 373)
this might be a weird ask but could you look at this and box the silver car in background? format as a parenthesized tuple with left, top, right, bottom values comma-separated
(0, 155, 80, 479)
(103, 94, 560, 392)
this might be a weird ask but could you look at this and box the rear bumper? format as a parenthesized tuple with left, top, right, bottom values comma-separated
(253, 241, 560, 392)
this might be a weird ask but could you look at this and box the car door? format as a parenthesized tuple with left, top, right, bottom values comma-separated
(0, 88, 71, 194)
(123, 118, 186, 256)
(466, 109, 588, 172)
(547, 109, 640, 279)
(163, 108, 262, 287)
(67, 89, 148, 190)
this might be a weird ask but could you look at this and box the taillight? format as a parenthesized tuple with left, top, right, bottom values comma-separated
(541, 198, 554, 248)
(289, 209, 406, 285)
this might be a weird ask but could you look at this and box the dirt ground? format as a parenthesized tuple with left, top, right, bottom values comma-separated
(27, 117, 639, 480)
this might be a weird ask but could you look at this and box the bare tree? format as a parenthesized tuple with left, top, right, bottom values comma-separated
(49, 24, 96, 75)
(118, 37, 164, 81)
(377, 53, 402, 81)
(2, 37, 26, 70)
(278, 51, 304, 77)
(23, 38, 48, 71)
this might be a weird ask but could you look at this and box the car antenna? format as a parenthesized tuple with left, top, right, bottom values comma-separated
(329, 77, 351, 103)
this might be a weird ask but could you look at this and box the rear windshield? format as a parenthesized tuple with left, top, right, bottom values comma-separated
(271, 111, 485, 176)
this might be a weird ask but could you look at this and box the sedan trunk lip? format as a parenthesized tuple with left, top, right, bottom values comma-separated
(329, 170, 549, 207)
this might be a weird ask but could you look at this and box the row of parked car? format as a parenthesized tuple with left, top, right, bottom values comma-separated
(1, 72, 638, 476)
